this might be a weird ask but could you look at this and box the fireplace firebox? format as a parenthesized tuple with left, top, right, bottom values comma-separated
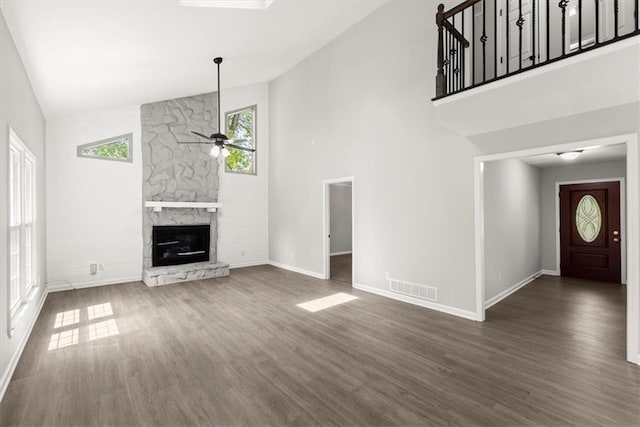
(152, 225, 210, 267)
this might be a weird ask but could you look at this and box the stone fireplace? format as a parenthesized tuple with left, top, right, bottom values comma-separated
(141, 92, 229, 286)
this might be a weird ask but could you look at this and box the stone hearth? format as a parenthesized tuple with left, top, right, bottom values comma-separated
(143, 261, 229, 287)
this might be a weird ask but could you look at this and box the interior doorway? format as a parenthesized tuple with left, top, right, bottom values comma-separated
(474, 134, 639, 365)
(323, 177, 354, 285)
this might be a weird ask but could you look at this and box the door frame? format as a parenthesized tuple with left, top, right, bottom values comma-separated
(554, 178, 626, 284)
(322, 176, 355, 283)
(474, 133, 639, 365)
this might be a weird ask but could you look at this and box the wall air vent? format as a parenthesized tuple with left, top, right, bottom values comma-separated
(389, 279, 438, 302)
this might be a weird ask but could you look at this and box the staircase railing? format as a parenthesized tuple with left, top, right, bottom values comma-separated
(435, 0, 640, 99)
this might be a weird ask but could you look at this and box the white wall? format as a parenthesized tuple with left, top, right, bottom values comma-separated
(0, 10, 47, 399)
(218, 83, 269, 268)
(330, 184, 352, 254)
(46, 106, 143, 288)
(484, 159, 541, 302)
(540, 159, 626, 273)
(268, 0, 479, 313)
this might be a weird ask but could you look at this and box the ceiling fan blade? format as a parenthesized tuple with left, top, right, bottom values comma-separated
(191, 131, 213, 140)
(228, 138, 248, 144)
(225, 143, 255, 152)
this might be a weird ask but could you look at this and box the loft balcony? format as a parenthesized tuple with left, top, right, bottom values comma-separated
(432, 0, 640, 136)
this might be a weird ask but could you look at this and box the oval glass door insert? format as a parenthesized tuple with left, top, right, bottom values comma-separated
(576, 195, 602, 243)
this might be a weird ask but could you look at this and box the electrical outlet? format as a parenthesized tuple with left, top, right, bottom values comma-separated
(99, 263, 105, 271)
(241, 250, 246, 257)
(90, 263, 98, 275)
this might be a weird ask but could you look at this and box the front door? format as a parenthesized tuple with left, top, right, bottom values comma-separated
(559, 181, 621, 283)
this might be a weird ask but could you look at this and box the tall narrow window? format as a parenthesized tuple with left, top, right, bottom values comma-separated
(8, 129, 37, 321)
(225, 105, 257, 174)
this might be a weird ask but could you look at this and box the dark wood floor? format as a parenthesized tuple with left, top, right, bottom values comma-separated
(1, 264, 639, 426)
(330, 254, 352, 285)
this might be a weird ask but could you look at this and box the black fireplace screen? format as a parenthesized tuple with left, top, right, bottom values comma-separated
(152, 225, 210, 267)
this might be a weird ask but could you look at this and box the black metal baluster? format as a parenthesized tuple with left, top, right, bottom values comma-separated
(482, 0, 487, 81)
(449, 28, 453, 93)
(455, 40, 462, 91)
(506, 0, 510, 73)
(614, 0, 619, 38)
(453, 14, 458, 92)
(462, 10, 466, 89)
(446, 27, 450, 94)
(560, 0, 568, 56)
(472, 3, 476, 85)
(579, 0, 583, 49)
(494, 0, 498, 78)
(636, 0, 638, 31)
(595, 0, 600, 44)
(532, 0, 536, 63)
(518, 0, 523, 69)
(546, 0, 550, 60)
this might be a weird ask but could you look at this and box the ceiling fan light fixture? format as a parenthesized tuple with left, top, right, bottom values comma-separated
(557, 150, 583, 161)
(210, 145, 221, 157)
(221, 147, 230, 158)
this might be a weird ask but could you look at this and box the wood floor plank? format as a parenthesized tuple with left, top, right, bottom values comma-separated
(1, 260, 640, 426)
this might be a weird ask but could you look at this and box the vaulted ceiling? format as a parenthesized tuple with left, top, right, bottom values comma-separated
(1, 0, 386, 119)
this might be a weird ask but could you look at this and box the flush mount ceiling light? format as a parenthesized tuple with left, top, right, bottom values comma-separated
(557, 150, 584, 160)
(178, 0, 274, 9)
(178, 58, 256, 159)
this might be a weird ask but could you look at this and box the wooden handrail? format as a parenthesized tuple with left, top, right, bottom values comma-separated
(442, 20, 470, 47)
(443, 0, 482, 19)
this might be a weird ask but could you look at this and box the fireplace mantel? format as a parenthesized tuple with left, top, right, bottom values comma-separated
(144, 201, 223, 213)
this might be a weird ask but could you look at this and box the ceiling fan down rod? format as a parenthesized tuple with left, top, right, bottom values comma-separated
(214, 57, 222, 136)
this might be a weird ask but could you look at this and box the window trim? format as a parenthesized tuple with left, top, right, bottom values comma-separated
(77, 133, 133, 163)
(224, 105, 257, 175)
(7, 128, 38, 335)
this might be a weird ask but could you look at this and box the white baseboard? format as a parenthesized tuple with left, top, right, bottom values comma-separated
(353, 282, 478, 321)
(485, 270, 542, 309)
(47, 275, 142, 292)
(0, 288, 48, 403)
(229, 261, 268, 269)
(267, 260, 325, 280)
(541, 269, 560, 276)
(330, 251, 352, 256)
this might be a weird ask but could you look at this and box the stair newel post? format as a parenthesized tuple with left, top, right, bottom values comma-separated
(436, 4, 446, 98)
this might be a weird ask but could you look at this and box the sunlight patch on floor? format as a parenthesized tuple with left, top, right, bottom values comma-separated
(87, 302, 113, 320)
(48, 328, 79, 350)
(53, 309, 80, 329)
(89, 319, 119, 341)
(297, 292, 358, 313)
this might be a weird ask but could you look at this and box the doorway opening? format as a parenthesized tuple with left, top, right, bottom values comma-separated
(474, 134, 639, 365)
(323, 177, 354, 286)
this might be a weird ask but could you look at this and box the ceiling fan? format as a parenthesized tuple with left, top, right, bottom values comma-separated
(178, 57, 255, 158)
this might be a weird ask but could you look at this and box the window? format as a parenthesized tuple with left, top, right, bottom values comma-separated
(77, 133, 132, 162)
(9, 129, 37, 321)
(225, 106, 256, 174)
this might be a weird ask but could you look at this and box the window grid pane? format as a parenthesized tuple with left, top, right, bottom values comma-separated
(25, 225, 33, 292)
(10, 228, 20, 309)
(24, 158, 34, 224)
(9, 148, 21, 226)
